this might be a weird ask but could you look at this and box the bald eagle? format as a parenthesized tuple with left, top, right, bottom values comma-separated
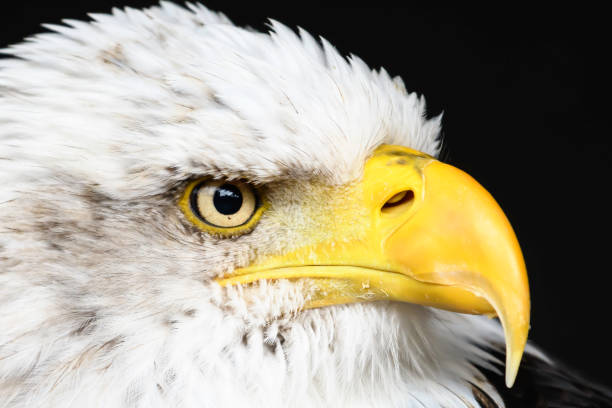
(0, 3, 610, 407)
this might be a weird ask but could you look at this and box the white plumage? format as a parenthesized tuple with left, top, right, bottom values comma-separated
(0, 3, 533, 407)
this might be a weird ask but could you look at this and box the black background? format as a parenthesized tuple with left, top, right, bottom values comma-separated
(2, 2, 610, 387)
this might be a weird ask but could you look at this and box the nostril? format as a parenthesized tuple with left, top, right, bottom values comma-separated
(381, 190, 414, 213)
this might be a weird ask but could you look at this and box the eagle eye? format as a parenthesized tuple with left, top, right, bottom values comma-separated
(179, 179, 265, 236)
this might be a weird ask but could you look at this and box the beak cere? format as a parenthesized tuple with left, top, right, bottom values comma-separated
(217, 144, 530, 387)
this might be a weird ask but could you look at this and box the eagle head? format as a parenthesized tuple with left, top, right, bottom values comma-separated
(0, 3, 529, 407)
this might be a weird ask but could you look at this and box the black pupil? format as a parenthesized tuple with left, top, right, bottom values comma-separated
(213, 183, 243, 215)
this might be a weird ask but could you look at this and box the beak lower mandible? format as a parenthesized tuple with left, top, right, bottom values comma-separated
(383, 153, 530, 387)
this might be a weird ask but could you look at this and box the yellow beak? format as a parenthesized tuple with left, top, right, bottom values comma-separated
(217, 144, 530, 387)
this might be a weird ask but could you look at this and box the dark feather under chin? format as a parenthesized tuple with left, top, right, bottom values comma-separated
(476, 345, 612, 408)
